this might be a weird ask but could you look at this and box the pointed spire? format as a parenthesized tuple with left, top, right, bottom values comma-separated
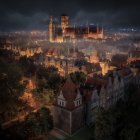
(102, 24, 104, 34)
(74, 23, 76, 28)
(50, 16, 53, 23)
(49, 16, 55, 42)
(86, 20, 89, 27)
(101, 24, 104, 38)
(88, 25, 89, 34)
(97, 24, 99, 34)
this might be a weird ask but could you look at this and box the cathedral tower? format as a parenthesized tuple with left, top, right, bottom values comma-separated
(49, 16, 55, 42)
(97, 24, 99, 34)
(61, 14, 69, 33)
(101, 25, 104, 38)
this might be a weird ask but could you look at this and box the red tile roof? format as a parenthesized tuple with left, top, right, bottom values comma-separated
(62, 77, 77, 100)
(59, 77, 79, 110)
(86, 76, 108, 88)
(119, 68, 132, 77)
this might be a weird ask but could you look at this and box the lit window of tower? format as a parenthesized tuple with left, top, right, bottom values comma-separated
(61, 14, 69, 33)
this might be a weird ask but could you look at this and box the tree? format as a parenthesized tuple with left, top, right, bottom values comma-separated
(120, 124, 137, 140)
(70, 71, 86, 85)
(37, 107, 53, 132)
(19, 56, 37, 76)
(47, 72, 62, 90)
(75, 59, 87, 67)
(24, 107, 53, 138)
(24, 112, 42, 138)
(0, 122, 26, 140)
(42, 89, 55, 104)
(0, 49, 15, 63)
(94, 108, 115, 140)
(33, 88, 55, 106)
(37, 78, 47, 92)
(94, 84, 140, 140)
(37, 65, 58, 79)
(0, 61, 25, 122)
(36, 65, 63, 91)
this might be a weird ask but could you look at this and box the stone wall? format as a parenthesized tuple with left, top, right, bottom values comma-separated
(53, 106, 71, 134)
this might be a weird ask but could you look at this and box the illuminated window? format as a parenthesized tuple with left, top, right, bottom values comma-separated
(58, 99, 66, 107)
(74, 99, 82, 107)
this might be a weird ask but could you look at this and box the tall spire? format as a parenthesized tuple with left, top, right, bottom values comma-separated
(86, 20, 89, 27)
(102, 24, 104, 34)
(87, 21, 89, 34)
(101, 24, 104, 39)
(97, 24, 99, 34)
(74, 23, 76, 28)
(49, 16, 54, 42)
(50, 16, 53, 23)
(88, 25, 89, 34)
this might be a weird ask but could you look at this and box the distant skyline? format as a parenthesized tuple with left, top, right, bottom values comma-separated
(0, 0, 140, 31)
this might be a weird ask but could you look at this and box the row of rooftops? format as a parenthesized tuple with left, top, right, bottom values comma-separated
(129, 50, 140, 57)
(56, 25, 103, 36)
(55, 67, 135, 110)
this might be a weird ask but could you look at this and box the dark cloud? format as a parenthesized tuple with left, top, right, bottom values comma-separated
(0, 0, 140, 31)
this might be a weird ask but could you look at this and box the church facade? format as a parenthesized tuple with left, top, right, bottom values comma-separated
(49, 15, 104, 43)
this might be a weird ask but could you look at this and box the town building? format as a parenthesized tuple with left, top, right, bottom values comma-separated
(53, 68, 128, 135)
(127, 49, 140, 64)
(53, 77, 84, 135)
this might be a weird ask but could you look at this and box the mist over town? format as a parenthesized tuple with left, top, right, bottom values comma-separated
(0, 0, 140, 140)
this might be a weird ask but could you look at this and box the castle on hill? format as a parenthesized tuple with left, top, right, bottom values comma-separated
(49, 14, 104, 43)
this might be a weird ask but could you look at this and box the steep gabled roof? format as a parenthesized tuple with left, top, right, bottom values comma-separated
(57, 77, 80, 110)
(62, 77, 77, 100)
(86, 76, 108, 88)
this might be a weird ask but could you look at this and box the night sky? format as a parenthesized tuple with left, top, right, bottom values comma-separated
(0, 0, 140, 31)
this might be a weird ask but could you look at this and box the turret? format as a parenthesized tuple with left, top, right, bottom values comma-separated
(97, 24, 99, 34)
(49, 16, 55, 42)
(101, 25, 104, 39)
(61, 14, 69, 33)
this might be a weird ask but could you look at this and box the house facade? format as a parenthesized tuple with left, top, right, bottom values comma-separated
(83, 73, 125, 125)
(53, 78, 84, 135)
(53, 67, 137, 135)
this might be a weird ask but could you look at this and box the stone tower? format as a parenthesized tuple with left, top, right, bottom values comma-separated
(49, 16, 55, 42)
(61, 14, 69, 33)
(101, 25, 104, 39)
